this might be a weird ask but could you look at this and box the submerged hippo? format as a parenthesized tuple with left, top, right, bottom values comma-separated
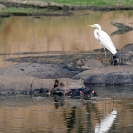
(52, 86, 65, 96)
(32, 87, 98, 100)
(66, 88, 98, 99)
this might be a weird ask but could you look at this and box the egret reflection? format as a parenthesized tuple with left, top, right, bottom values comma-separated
(95, 110, 117, 133)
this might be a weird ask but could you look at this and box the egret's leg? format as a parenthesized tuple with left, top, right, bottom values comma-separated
(104, 47, 106, 59)
(103, 47, 107, 64)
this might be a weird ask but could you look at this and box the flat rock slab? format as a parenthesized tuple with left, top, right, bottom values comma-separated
(73, 65, 133, 85)
(64, 56, 103, 71)
(0, 63, 77, 79)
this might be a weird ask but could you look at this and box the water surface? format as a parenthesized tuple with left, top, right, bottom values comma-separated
(0, 10, 133, 132)
(0, 86, 133, 133)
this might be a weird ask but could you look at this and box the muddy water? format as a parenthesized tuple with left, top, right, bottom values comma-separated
(0, 10, 133, 66)
(0, 86, 133, 133)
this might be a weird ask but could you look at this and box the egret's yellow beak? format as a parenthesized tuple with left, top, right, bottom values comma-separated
(87, 24, 94, 27)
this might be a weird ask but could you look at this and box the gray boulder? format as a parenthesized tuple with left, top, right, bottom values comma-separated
(0, 63, 77, 79)
(118, 43, 133, 65)
(64, 56, 103, 71)
(73, 65, 133, 85)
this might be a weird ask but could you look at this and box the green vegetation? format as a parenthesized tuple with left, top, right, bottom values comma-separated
(40, 0, 133, 6)
(0, 0, 133, 15)
(0, 0, 133, 7)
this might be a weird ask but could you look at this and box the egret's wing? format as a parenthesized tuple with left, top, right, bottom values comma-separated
(99, 31, 117, 55)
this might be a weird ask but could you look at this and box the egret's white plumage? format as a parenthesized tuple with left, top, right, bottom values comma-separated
(89, 24, 117, 55)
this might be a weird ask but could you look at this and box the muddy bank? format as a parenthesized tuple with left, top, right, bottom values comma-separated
(1, 1, 133, 11)
(0, 1, 133, 17)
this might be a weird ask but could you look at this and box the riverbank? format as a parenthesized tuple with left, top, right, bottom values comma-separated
(1, 0, 133, 9)
(0, 0, 133, 17)
(0, 43, 133, 95)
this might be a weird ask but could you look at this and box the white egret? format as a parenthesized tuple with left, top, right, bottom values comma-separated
(88, 24, 118, 65)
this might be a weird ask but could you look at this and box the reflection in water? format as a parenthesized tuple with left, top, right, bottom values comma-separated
(95, 110, 117, 133)
(111, 21, 133, 36)
(63, 106, 76, 133)
(111, 28, 133, 36)
(54, 95, 65, 109)
(0, 86, 133, 133)
(0, 11, 133, 66)
(0, 86, 132, 132)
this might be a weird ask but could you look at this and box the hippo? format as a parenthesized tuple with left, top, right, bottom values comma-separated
(52, 86, 65, 96)
(66, 87, 98, 99)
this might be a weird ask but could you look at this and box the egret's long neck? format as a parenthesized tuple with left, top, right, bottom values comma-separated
(94, 25, 102, 41)
(97, 25, 101, 31)
(94, 29, 99, 40)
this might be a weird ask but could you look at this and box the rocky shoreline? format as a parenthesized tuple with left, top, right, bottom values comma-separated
(0, 43, 133, 95)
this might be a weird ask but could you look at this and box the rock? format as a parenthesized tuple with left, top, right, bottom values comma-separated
(117, 43, 133, 65)
(73, 65, 133, 85)
(118, 43, 133, 53)
(0, 63, 78, 79)
(64, 56, 103, 71)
